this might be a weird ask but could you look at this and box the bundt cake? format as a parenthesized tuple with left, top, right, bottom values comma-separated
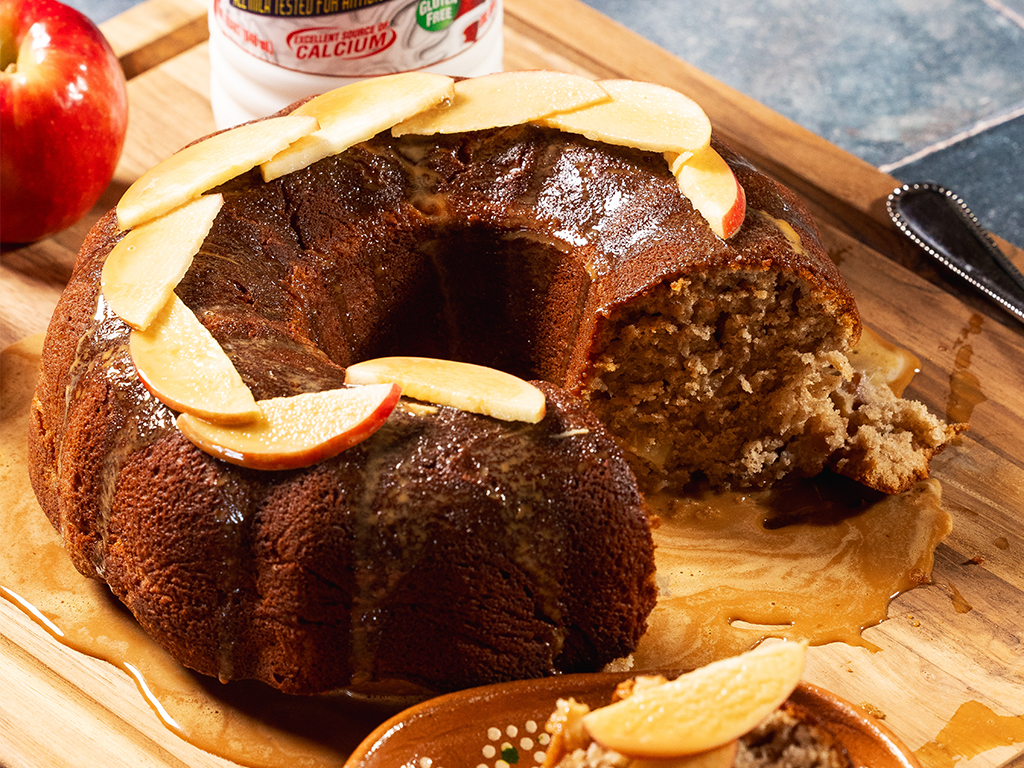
(28, 71, 960, 696)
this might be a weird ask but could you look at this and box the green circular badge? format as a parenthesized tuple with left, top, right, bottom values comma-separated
(416, 0, 461, 32)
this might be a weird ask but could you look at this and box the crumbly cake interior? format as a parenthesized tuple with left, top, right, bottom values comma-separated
(580, 269, 962, 493)
(582, 268, 853, 490)
(828, 369, 963, 493)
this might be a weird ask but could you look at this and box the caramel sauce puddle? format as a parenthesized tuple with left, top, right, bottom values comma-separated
(849, 325, 921, 397)
(945, 313, 987, 424)
(632, 475, 950, 671)
(915, 700, 1024, 768)
(0, 331, 960, 767)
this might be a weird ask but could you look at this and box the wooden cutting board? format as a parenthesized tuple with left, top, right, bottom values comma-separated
(2, 0, 1023, 765)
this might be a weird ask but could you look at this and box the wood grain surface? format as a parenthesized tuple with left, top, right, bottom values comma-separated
(2, 0, 1022, 766)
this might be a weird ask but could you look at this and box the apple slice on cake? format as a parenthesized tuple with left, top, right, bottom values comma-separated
(536, 78, 712, 157)
(260, 72, 455, 181)
(391, 70, 610, 136)
(177, 384, 401, 470)
(117, 114, 318, 230)
(129, 293, 260, 425)
(102, 193, 224, 331)
(345, 356, 546, 423)
(668, 146, 747, 239)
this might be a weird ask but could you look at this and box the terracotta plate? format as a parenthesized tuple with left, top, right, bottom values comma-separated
(344, 672, 921, 768)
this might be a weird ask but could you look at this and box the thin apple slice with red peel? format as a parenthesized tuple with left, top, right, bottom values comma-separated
(116, 113, 318, 230)
(391, 70, 610, 137)
(130, 294, 260, 425)
(101, 193, 223, 331)
(582, 642, 806, 759)
(668, 146, 747, 239)
(177, 383, 401, 470)
(345, 357, 546, 424)
(535, 78, 711, 155)
(260, 72, 455, 182)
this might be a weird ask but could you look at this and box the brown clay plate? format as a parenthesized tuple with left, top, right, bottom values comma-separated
(343, 672, 922, 768)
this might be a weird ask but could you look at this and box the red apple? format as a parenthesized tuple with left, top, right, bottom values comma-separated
(1, 0, 128, 243)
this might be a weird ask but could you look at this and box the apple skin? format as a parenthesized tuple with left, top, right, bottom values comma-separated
(1, 0, 128, 243)
(670, 146, 747, 239)
(719, 175, 746, 239)
(176, 384, 403, 471)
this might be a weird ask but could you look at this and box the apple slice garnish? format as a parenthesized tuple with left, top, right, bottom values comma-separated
(668, 146, 746, 239)
(101, 193, 223, 331)
(116, 113, 318, 230)
(535, 78, 712, 156)
(391, 70, 610, 137)
(582, 642, 806, 759)
(344, 356, 546, 424)
(260, 72, 455, 182)
(177, 383, 401, 470)
(130, 293, 260, 425)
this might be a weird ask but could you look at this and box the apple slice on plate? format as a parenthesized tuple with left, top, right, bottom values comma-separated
(177, 383, 401, 470)
(130, 293, 260, 425)
(345, 356, 546, 424)
(260, 72, 455, 182)
(582, 641, 806, 759)
(536, 78, 712, 156)
(668, 146, 747, 239)
(391, 70, 610, 137)
(102, 193, 223, 331)
(116, 113, 318, 230)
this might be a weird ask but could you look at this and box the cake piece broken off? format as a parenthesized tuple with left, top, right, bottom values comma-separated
(577, 143, 963, 493)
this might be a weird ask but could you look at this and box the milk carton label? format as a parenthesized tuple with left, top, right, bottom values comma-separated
(213, 0, 500, 75)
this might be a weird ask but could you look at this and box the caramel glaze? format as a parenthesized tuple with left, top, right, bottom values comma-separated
(34, 289, 656, 695)
(31, 204, 657, 696)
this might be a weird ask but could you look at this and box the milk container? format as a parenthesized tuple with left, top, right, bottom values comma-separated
(209, 0, 503, 128)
